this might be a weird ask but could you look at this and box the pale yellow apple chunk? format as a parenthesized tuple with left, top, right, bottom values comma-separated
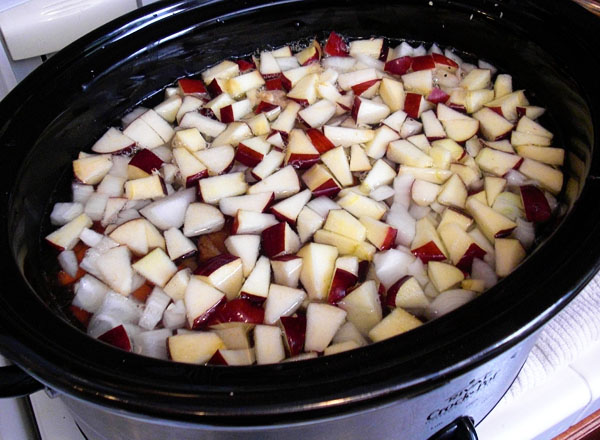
(313, 230, 376, 261)
(323, 209, 366, 242)
(338, 280, 383, 335)
(168, 332, 224, 364)
(296, 243, 338, 301)
(368, 308, 422, 342)
(428, 261, 465, 292)
(466, 198, 516, 244)
(518, 158, 564, 194)
(132, 248, 178, 287)
(495, 238, 526, 277)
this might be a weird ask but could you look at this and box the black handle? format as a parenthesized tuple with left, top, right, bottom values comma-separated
(428, 416, 478, 440)
(0, 364, 44, 398)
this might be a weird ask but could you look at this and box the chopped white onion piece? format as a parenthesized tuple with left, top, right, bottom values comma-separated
(138, 287, 171, 330)
(50, 202, 84, 226)
(73, 275, 110, 313)
(426, 289, 477, 320)
(58, 250, 78, 277)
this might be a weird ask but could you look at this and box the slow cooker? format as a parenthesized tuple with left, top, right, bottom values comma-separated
(0, 1, 599, 439)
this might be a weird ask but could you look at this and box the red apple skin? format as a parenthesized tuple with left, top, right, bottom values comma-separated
(378, 227, 398, 251)
(328, 268, 358, 304)
(98, 325, 132, 351)
(311, 179, 341, 198)
(306, 128, 335, 153)
(456, 243, 487, 273)
(235, 143, 264, 167)
(494, 228, 517, 239)
(301, 50, 320, 66)
(272, 254, 300, 262)
(271, 207, 295, 225)
(207, 79, 225, 97)
(520, 185, 551, 223)
(270, 129, 289, 145)
(256, 101, 280, 114)
(427, 87, 450, 104)
(379, 44, 389, 62)
(239, 292, 267, 305)
(194, 296, 228, 329)
(186, 170, 209, 188)
(265, 76, 283, 91)
(404, 93, 422, 119)
(173, 250, 198, 266)
(513, 157, 524, 170)
(128, 148, 164, 174)
(384, 56, 413, 75)
(385, 275, 410, 308)
(432, 53, 459, 69)
(280, 315, 306, 357)
(261, 222, 286, 258)
(219, 105, 235, 123)
(324, 31, 349, 56)
(488, 107, 504, 117)
(178, 78, 207, 95)
(448, 103, 467, 113)
(236, 59, 255, 72)
(351, 96, 361, 122)
(281, 74, 293, 91)
(199, 107, 217, 119)
(217, 298, 265, 324)
(412, 241, 446, 264)
(195, 254, 239, 275)
(208, 350, 228, 365)
(287, 153, 320, 170)
(516, 107, 527, 119)
(358, 260, 369, 283)
(288, 97, 310, 107)
(351, 79, 381, 96)
(411, 55, 436, 71)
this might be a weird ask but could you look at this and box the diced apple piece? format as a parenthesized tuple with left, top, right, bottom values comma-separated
(248, 165, 300, 200)
(172, 147, 208, 187)
(305, 303, 347, 352)
(92, 128, 135, 154)
(411, 179, 440, 207)
(398, 166, 453, 184)
(379, 77, 405, 112)
(411, 216, 448, 263)
(270, 255, 303, 288)
(231, 210, 278, 235)
(442, 118, 480, 143)
(264, 284, 306, 325)
(183, 202, 225, 237)
(515, 116, 553, 139)
(437, 208, 473, 231)
(327, 256, 359, 304)
(465, 198, 517, 243)
(235, 136, 271, 167)
(297, 242, 338, 301)
(438, 223, 486, 271)
(302, 163, 342, 198)
(219, 192, 273, 216)
(494, 74, 512, 98)
(251, 150, 285, 181)
(520, 184, 552, 223)
(401, 69, 433, 95)
(73, 155, 113, 185)
(202, 60, 239, 84)
(515, 145, 564, 166)
(368, 307, 422, 342)
(360, 216, 397, 251)
(337, 192, 387, 220)
(428, 261, 464, 292)
(179, 112, 227, 140)
(226, 70, 265, 98)
(323, 125, 375, 147)
(168, 332, 224, 364)
(518, 158, 563, 194)
(46, 213, 93, 251)
(210, 322, 252, 350)
(195, 254, 244, 300)
(122, 118, 165, 149)
(239, 255, 271, 303)
(296, 206, 324, 243)
(338, 280, 382, 335)
(475, 148, 522, 177)
(350, 144, 372, 172)
(109, 218, 149, 255)
(225, 234, 261, 277)
(254, 325, 285, 364)
(298, 99, 336, 128)
(210, 348, 255, 366)
(132, 248, 177, 287)
(360, 159, 397, 193)
(198, 172, 248, 204)
(460, 69, 491, 90)
(484, 176, 507, 206)
(495, 238, 526, 277)
(387, 139, 433, 168)
(323, 209, 366, 242)
(511, 131, 552, 147)
(164, 269, 191, 300)
(261, 222, 301, 258)
(437, 173, 468, 209)
(125, 175, 167, 200)
(473, 107, 513, 141)
(387, 276, 429, 309)
(284, 129, 320, 169)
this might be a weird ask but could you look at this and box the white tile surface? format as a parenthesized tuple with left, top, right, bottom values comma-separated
(477, 366, 591, 440)
(0, 397, 36, 440)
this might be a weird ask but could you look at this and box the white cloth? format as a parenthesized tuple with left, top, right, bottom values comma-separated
(500, 272, 600, 404)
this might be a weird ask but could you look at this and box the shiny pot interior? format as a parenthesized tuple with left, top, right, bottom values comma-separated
(0, 0, 599, 427)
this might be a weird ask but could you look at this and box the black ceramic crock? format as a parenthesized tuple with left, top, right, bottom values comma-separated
(0, 1, 599, 439)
